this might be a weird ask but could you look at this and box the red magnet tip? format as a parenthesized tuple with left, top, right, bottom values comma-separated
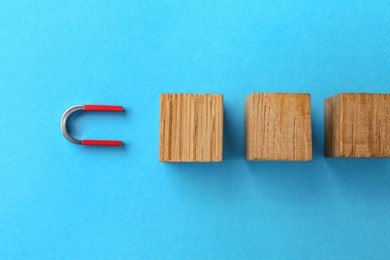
(83, 105, 124, 112)
(81, 140, 123, 146)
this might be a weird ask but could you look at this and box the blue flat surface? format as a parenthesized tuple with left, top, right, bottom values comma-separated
(1, 1, 390, 259)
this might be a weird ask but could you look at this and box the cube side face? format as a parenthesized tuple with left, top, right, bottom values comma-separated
(245, 93, 312, 161)
(335, 93, 390, 157)
(160, 94, 223, 162)
(324, 95, 342, 157)
(244, 95, 254, 160)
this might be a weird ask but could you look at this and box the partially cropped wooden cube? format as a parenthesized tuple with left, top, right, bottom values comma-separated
(160, 94, 223, 162)
(245, 93, 312, 161)
(325, 93, 390, 158)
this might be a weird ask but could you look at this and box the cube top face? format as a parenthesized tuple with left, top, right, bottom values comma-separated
(160, 94, 223, 162)
(325, 93, 390, 158)
(245, 93, 312, 161)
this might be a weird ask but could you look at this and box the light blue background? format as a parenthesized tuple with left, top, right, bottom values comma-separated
(1, 1, 389, 259)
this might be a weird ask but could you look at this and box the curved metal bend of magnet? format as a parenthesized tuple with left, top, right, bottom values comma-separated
(61, 105, 124, 146)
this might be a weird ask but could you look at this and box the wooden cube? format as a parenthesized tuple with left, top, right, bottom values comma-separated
(245, 93, 312, 161)
(325, 93, 390, 158)
(160, 94, 223, 162)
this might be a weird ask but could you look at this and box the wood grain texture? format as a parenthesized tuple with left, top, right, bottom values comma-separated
(325, 93, 390, 157)
(160, 94, 223, 162)
(245, 93, 312, 161)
